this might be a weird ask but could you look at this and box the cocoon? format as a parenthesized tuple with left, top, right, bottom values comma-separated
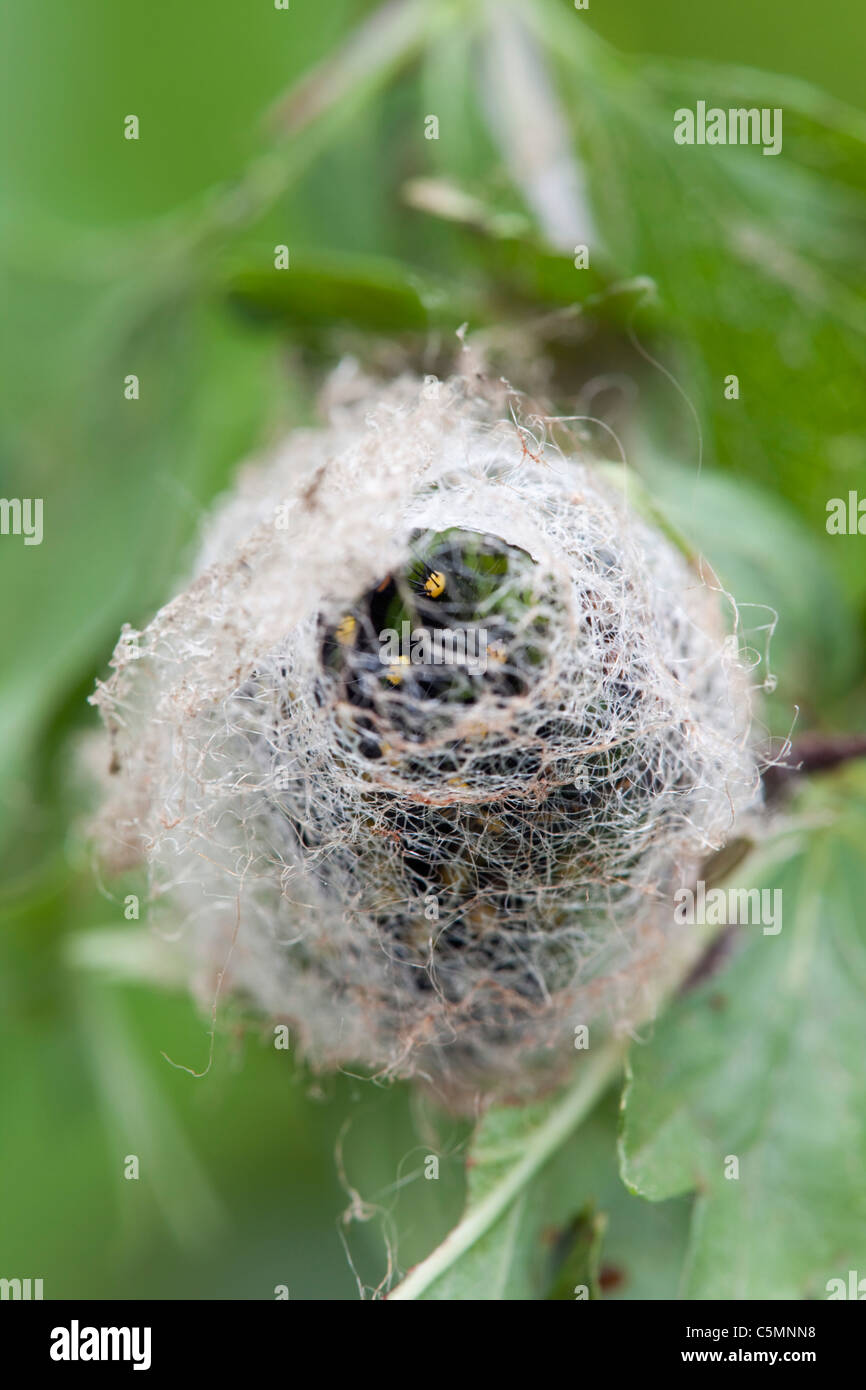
(92, 371, 758, 1108)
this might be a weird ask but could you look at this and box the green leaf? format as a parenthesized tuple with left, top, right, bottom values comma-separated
(641, 459, 863, 717)
(389, 1058, 693, 1300)
(521, 0, 866, 605)
(0, 292, 285, 867)
(403, 176, 616, 313)
(619, 762, 866, 1299)
(388, 1035, 692, 1301)
(389, 1038, 626, 1299)
(225, 249, 461, 335)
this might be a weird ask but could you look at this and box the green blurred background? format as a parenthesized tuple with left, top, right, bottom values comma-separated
(1, 0, 864, 1299)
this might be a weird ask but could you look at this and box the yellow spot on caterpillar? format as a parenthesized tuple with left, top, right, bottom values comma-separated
(385, 655, 411, 685)
(424, 570, 446, 599)
(335, 615, 356, 645)
(487, 643, 508, 663)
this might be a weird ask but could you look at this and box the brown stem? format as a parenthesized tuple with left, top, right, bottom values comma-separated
(762, 732, 866, 802)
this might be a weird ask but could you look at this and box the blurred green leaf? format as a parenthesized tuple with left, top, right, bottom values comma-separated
(642, 60, 866, 225)
(642, 459, 863, 720)
(77, 983, 227, 1252)
(403, 176, 616, 311)
(226, 249, 461, 335)
(0, 297, 286, 865)
(390, 1041, 625, 1299)
(390, 1067, 691, 1300)
(523, 0, 866, 603)
(619, 762, 866, 1299)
